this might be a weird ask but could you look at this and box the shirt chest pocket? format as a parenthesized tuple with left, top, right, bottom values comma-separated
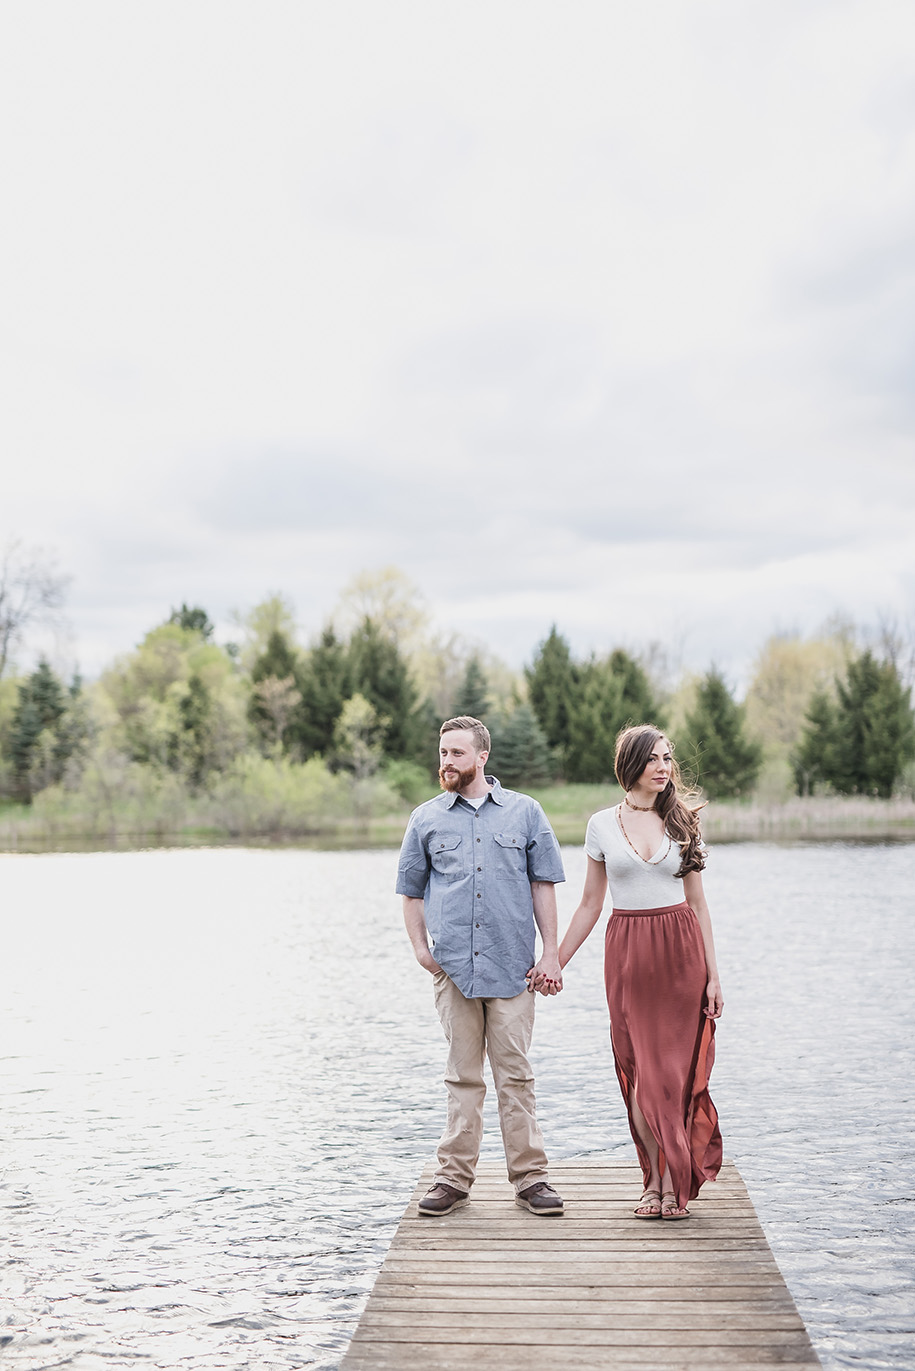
(493, 832, 527, 879)
(431, 833, 464, 880)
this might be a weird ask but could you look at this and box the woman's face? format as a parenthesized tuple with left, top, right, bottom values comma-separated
(636, 737, 673, 793)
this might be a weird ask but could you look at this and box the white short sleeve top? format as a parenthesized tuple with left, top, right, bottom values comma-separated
(585, 805, 686, 909)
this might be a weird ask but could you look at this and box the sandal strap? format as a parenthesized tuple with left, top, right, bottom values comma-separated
(661, 1191, 688, 1212)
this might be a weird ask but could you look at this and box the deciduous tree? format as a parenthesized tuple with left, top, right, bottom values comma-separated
(0, 541, 69, 680)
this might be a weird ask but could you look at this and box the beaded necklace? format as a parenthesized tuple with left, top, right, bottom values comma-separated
(616, 803, 671, 865)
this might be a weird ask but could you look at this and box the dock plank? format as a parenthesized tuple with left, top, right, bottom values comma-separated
(341, 1160, 820, 1369)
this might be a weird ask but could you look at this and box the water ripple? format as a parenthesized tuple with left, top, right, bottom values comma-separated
(2, 843, 913, 1368)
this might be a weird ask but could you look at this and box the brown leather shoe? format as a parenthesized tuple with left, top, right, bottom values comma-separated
(515, 1181, 564, 1215)
(418, 1183, 469, 1216)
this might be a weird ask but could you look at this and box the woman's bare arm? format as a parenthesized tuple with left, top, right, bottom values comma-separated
(683, 869, 723, 1018)
(558, 856, 608, 968)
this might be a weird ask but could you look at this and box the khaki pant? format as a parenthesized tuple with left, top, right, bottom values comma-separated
(432, 972, 551, 1194)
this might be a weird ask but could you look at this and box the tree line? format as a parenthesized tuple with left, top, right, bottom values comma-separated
(0, 563, 913, 813)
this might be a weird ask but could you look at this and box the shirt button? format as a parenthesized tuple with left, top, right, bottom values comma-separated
(476, 893, 481, 898)
(476, 866, 482, 872)
(474, 951, 479, 956)
(476, 837, 481, 843)
(475, 922, 480, 928)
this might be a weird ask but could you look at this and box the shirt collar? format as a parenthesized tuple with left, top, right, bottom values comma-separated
(443, 775, 504, 808)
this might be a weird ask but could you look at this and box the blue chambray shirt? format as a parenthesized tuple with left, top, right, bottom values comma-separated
(395, 775, 565, 999)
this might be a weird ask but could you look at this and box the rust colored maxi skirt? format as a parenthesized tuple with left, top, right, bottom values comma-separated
(604, 902, 722, 1210)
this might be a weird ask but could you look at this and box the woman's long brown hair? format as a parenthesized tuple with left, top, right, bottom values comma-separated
(613, 724, 707, 877)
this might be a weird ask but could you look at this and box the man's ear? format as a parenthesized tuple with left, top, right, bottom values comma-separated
(478, 750, 490, 766)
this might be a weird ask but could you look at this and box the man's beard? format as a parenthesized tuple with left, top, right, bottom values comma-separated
(439, 763, 477, 792)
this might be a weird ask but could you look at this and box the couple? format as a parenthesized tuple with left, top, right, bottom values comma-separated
(396, 715, 724, 1222)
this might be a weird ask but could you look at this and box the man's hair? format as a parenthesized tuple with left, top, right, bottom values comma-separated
(439, 716, 491, 753)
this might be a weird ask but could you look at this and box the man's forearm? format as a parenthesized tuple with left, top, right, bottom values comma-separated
(531, 881, 559, 952)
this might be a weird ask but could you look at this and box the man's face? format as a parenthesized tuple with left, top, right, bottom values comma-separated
(439, 729, 487, 792)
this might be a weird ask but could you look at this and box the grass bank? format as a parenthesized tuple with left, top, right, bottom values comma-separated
(531, 786, 915, 845)
(1, 774, 914, 853)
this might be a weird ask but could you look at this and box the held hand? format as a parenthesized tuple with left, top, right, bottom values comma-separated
(527, 955, 563, 996)
(704, 977, 723, 1018)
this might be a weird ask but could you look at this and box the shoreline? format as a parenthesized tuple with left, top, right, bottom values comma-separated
(2, 793, 913, 854)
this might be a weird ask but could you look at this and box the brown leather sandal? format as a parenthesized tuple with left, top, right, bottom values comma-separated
(633, 1188, 662, 1219)
(661, 1190, 690, 1220)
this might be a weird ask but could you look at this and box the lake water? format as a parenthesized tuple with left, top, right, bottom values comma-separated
(2, 842, 913, 1370)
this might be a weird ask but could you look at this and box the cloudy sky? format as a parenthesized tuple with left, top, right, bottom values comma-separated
(2, 0, 914, 684)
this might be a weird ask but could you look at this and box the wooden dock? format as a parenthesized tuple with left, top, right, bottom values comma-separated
(341, 1158, 821, 1370)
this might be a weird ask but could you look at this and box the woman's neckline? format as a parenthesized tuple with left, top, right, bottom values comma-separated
(615, 803, 671, 865)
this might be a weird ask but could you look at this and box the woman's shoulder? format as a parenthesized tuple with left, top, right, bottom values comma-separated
(587, 804, 619, 824)
(586, 805, 620, 838)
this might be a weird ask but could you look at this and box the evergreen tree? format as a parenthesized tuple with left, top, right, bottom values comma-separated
(793, 691, 840, 795)
(454, 655, 490, 720)
(168, 672, 214, 789)
(608, 648, 663, 730)
(248, 629, 300, 747)
(293, 626, 350, 758)
(347, 617, 422, 761)
(251, 629, 298, 683)
(564, 658, 625, 783)
(828, 651, 914, 796)
(168, 603, 214, 639)
(526, 626, 576, 755)
(681, 668, 762, 799)
(489, 703, 554, 788)
(8, 659, 69, 801)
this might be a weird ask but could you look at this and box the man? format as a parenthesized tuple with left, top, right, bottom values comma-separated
(396, 715, 566, 1217)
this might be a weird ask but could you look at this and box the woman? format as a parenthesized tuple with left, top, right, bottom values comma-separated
(558, 724, 723, 1220)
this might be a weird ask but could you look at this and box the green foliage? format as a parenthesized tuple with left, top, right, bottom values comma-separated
(490, 703, 554, 789)
(744, 629, 853, 763)
(453, 655, 490, 720)
(346, 617, 423, 761)
(167, 673, 215, 789)
(526, 626, 576, 755)
(564, 658, 626, 783)
(526, 631, 663, 782)
(6, 661, 89, 802)
(251, 629, 298, 682)
(793, 691, 840, 795)
(794, 651, 915, 797)
(607, 648, 661, 729)
(333, 693, 383, 779)
(230, 594, 298, 672)
(248, 629, 302, 751)
(100, 623, 249, 771)
(382, 758, 436, 805)
(6, 572, 913, 839)
(681, 668, 763, 799)
(207, 754, 353, 834)
(168, 603, 214, 639)
(294, 627, 349, 758)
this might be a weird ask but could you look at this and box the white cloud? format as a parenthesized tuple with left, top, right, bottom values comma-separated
(1, 0, 913, 680)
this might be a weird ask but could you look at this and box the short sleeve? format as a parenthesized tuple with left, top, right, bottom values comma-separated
(584, 813, 605, 862)
(395, 813, 431, 897)
(525, 803, 565, 884)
